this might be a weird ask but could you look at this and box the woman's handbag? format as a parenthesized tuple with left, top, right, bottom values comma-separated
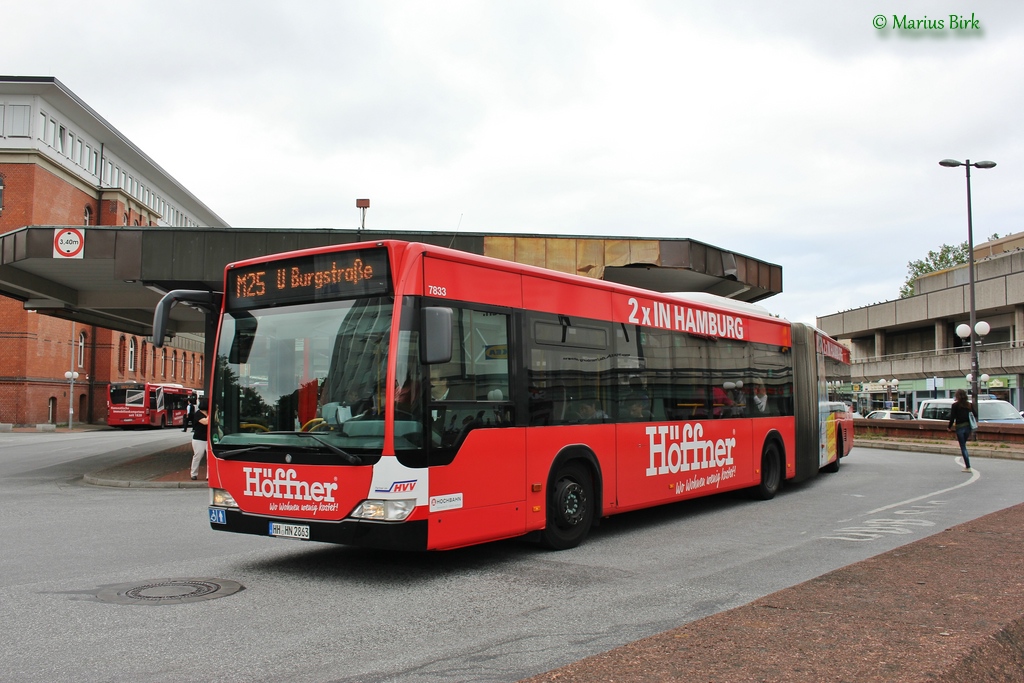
(968, 411, 978, 430)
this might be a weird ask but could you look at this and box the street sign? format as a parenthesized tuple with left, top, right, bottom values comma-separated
(53, 228, 85, 259)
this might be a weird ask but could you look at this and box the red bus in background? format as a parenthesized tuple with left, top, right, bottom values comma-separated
(107, 382, 192, 428)
(155, 240, 851, 551)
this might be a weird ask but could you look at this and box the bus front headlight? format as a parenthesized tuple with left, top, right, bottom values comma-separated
(349, 499, 416, 521)
(211, 489, 239, 508)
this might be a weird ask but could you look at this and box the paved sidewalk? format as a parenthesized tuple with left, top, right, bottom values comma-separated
(83, 442, 207, 488)
(855, 434, 1024, 461)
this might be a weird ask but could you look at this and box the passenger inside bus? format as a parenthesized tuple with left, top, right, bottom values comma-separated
(574, 399, 610, 423)
(622, 398, 653, 421)
(750, 378, 777, 416)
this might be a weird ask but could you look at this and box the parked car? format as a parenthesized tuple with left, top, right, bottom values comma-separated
(865, 410, 915, 420)
(916, 398, 1024, 424)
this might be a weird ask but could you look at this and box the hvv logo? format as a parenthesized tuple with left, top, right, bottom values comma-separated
(375, 480, 418, 494)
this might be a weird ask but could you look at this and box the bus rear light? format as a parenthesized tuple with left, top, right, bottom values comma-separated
(349, 499, 416, 522)
(211, 489, 239, 509)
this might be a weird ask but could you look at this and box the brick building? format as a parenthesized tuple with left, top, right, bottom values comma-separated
(0, 76, 227, 425)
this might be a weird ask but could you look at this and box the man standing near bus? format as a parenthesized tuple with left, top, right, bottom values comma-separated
(183, 392, 197, 432)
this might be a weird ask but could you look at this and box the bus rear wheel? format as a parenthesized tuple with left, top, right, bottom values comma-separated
(754, 442, 782, 500)
(540, 462, 594, 550)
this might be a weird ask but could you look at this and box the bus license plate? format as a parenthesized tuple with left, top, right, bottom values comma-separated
(209, 508, 227, 524)
(269, 522, 310, 540)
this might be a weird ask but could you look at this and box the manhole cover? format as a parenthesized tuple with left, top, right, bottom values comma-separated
(93, 578, 244, 606)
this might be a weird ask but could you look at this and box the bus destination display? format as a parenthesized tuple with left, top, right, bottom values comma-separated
(227, 248, 391, 308)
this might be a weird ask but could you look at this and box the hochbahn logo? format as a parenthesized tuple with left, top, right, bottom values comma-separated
(243, 467, 339, 502)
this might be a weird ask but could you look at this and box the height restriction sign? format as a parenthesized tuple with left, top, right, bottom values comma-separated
(53, 228, 85, 259)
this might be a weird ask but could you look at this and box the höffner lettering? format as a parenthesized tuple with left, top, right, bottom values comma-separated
(244, 467, 339, 502)
(645, 423, 736, 476)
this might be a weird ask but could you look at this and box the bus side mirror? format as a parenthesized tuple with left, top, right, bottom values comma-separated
(421, 307, 452, 365)
(152, 289, 222, 347)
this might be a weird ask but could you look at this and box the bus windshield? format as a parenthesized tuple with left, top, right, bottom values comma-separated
(212, 296, 394, 456)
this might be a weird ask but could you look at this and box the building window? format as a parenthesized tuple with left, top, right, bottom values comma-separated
(171, 351, 177, 378)
(118, 337, 126, 373)
(77, 331, 86, 368)
(8, 104, 30, 137)
(140, 342, 148, 377)
(0, 174, 4, 215)
(161, 349, 166, 377)
(123, 212, 128, 226)
(128, 338, 136, 372)
(84, 206, 92, 226)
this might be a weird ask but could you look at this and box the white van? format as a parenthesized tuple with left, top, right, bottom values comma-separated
(916, 398, 1024, 423)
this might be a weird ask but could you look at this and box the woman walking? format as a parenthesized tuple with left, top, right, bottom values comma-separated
(947, 389, 975, 472)
(190, 399, 209, 481)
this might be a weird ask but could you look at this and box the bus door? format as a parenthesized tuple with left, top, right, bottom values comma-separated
(405, 299, 525, 548)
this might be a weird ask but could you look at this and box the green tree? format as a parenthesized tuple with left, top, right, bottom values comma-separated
(899, 234, 1000, 298)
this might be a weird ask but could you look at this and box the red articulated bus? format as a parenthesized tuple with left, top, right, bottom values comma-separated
(107, 382, 191, 429)
(154, 240, 851, 551)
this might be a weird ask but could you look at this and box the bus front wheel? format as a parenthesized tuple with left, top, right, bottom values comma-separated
(540, 462, 594, 550)
(754, 443, 782, 500)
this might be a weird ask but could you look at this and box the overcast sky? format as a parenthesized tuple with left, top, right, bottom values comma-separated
(9, 1, 1024, 323)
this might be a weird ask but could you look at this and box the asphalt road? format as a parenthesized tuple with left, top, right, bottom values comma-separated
(1, 434, 1022, 682)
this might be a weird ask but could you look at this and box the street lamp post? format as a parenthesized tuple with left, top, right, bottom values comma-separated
(878, 378, 899, 409)
(940, 158, 996, 415)
(64, 370, 79, 430)
(957, 320, 990, 398)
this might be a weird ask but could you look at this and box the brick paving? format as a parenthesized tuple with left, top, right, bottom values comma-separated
(519, 502, 1024, 682)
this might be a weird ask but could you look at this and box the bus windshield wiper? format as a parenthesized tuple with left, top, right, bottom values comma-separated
(215, 445, 272, 459)
(291, 432, 363, 465)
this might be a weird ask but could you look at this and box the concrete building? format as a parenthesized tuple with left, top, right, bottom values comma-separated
(817, 233, 1024, 414)
(0, 76, 219, 425)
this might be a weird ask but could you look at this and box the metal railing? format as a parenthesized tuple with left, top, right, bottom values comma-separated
(852, 339, 1021, 364)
